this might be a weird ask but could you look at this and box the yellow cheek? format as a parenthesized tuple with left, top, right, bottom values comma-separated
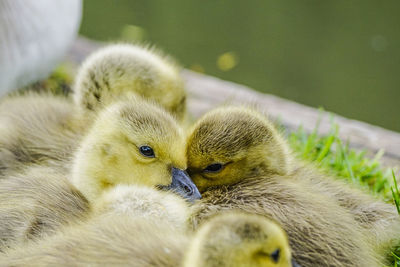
(106, 144, 172, 186)
(133, 164, 172, 186)
(253, 257, 274, 267)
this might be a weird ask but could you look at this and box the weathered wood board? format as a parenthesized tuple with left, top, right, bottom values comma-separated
(66, 37, 400, 169)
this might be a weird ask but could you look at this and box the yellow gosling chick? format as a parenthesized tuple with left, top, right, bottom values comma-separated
(0, 165, 89, 252)
(73, 43, 187, 121)
(71, 96, 200, 202)
(184, 212, 300, 267)
(186, 107, 400, 249)
(185, 106, 390, 267)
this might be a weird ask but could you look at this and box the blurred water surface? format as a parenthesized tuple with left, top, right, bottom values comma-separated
(80, 0, 400, 132)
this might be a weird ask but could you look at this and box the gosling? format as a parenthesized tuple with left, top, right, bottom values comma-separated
(73, 43, 187, 120)
(186, 106, 400, 249)
(70, 96, 199, 202)
(184, 212, 300, 267)
(186, 106, 391, 267)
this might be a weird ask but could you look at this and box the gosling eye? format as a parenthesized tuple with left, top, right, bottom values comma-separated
(270, 248, 280, 263)
(203, 163, 223, 173)
(139, 145, 155, 158)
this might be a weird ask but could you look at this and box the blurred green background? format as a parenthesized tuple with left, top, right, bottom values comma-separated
(80, 0, 400, 132)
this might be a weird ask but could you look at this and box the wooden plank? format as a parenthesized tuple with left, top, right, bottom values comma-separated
(66, 37, 400, 168)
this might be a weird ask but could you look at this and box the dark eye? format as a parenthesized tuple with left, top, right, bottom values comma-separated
(139, 145, 155, 158)
(270, 248, 280, 263)
(204, 163, 223, 173)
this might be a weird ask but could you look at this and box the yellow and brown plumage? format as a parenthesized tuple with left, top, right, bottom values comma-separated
(186, 106, 398, 267)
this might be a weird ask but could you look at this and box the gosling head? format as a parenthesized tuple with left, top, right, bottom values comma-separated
(72, 96, 200, 202)
(73, 44, 186, 120)
(184, 212, 300, 267)
(186, 107, 292, 192)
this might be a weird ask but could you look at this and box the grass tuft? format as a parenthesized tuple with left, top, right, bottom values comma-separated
(288, 119, 396, 200)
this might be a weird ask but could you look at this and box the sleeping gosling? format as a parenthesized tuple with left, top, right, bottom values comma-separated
(185, 106, 389, 267)
(185, 106, 400, 250)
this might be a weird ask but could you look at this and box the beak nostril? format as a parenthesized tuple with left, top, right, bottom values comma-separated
(183, 185, 192, 194)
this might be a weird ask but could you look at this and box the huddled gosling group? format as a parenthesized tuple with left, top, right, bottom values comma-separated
(0, 43, 398, 267)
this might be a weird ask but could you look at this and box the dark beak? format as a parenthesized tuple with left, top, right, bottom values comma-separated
(166, 167, 201, 202)
(292, 259, 302, 267)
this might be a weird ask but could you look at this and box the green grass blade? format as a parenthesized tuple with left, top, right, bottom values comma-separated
(391, 170, 400, 214)
(316, 135, 335, 162)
